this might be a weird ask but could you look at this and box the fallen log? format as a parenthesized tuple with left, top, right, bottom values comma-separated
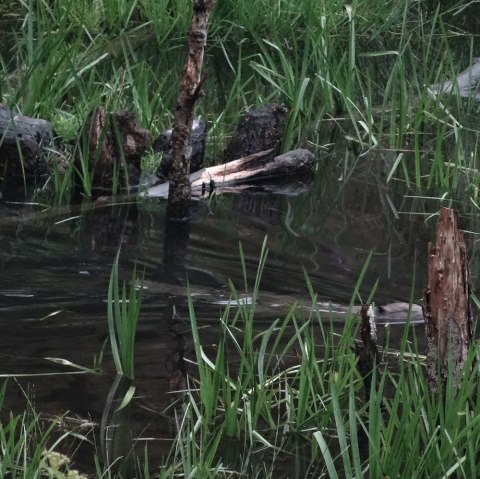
(143, 148, 316, 198)
(430, 58, 480, 100)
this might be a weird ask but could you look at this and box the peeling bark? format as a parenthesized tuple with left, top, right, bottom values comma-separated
(423, 207, 472, 391)
(355, 304, 380, 400)
(167, 0, 215, 221)
(145, 148, 315, 198)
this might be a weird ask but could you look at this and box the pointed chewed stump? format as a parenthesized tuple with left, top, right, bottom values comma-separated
(423, 207, 473, 391)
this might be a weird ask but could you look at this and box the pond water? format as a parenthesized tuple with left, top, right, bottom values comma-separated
(0, 154, 436, 470)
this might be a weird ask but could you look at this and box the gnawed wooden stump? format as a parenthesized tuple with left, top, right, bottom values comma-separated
(144, 148, 315, 198)
(423, 207, 472, 391)
(224, 104, 287, 162)
(85, 107, 151, 188)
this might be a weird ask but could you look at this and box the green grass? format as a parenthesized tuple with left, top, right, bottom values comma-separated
(0, 381, 90, 479)
(176, 240, 480, 478)
(2, 240, 480, 477)
(3, 0, 480, 476)
(107, 247, 143, 379)
(2, 0, 480, 203)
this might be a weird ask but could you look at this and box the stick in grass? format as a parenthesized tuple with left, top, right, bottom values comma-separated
(356, 304, 380, 400)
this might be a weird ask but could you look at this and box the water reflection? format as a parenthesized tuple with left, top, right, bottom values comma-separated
(0, 167, 431, 470)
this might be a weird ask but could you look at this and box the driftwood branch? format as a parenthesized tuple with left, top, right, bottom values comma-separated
(145, 148, 315, 198)
(167, 0, 215, 220)
(423, 207, 472, 391)
(430, 58, 480, 100)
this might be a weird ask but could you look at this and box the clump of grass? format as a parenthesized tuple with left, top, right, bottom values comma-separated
(2, 0, 479, 202)
(141, 148, 163, 175)
(178, 238, 363, 476)
(0, 381, 90, 479)
(107, 247, 143, 380)
(173, 238, 480, 477)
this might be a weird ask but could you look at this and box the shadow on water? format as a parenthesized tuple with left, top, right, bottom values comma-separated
(0, 155, 455, 472)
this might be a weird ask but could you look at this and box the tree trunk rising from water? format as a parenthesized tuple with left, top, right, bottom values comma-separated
(167, 0, 215, 221)
(423, 207, 472, 391)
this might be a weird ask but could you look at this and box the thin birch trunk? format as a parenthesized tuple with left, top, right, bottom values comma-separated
(167, 0, 215, 220)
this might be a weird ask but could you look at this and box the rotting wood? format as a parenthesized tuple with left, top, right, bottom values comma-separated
(223, 104, 287, 162)
(423, 207, 472, 391)
(355, 304, 380, 400)
(167, 0, 215, 221)
(86, 107, 151, 189)
(144, 148, 315, 198)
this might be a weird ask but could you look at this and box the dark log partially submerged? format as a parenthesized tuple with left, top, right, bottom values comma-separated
(224, 104, 287, 162)
(85, 107, 151, 188)
(153, 118, 207, 180)
(423, 207, 473, 391)
(144, 148, 316, 198)
(0, 104, 60, 181)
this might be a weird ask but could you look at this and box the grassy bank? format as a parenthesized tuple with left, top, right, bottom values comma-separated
(1, 0, 480, 200)
(2, 242, 480, 477)
(2, 1, 480, 476)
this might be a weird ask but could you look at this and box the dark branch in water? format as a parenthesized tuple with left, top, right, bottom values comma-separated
(167, 0, 215, 221)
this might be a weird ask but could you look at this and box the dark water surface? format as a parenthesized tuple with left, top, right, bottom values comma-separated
(0, 168, 431, 471)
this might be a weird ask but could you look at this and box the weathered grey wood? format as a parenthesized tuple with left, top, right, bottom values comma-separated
(355, 304, 380, 400)
(144, 148, 315, 198)
(423, 207, 472, 391)
(430, 59, 480, 99)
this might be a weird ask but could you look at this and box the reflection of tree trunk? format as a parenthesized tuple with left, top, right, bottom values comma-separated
(162, 221, 190, 401)
(101, 374, 134, 476)
(165, 305, 188, 397)
(167, 0, 216, 220)
(163, 218, 191, 283)
(423, 208, 472, 391)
